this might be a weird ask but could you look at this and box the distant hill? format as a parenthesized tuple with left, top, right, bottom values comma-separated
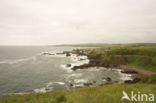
(53, 43, 156, 49)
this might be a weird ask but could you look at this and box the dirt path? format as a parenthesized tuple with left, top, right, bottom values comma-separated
(119, 65, 156, 76)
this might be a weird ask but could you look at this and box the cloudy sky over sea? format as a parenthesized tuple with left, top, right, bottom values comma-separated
(0, 0, 156, 45)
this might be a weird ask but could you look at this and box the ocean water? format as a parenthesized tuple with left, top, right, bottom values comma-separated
(0, 46, 131, 97)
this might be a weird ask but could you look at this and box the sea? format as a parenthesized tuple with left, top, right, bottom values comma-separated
(0, 46, 132, 97)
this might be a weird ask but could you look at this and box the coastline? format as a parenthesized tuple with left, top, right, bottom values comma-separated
(6, 48, 134, 97)
(59, 48, 135, 83)
(0, 46, 156, 103)
(63, 48, 156, 83)
(2, 47, 156, 98)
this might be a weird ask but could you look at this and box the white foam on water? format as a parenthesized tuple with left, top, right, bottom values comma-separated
(34, 88, 47, 93)
(8, 92, 28, 96)
(60, 64, 73, 72)
(87, 67, 101, 71)
(116, 69, 133, 81)
(0, 56, 37, 64)
(68, 73, 82, 78)
(46, 82, 65, 87)
(40, 51, 67, 58)
(60, 53, 89, 72)
(74, 79, 87, 83)
(70, 54, 88, 62)
(73, 84, 84, 88)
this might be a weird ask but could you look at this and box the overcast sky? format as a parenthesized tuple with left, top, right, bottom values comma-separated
(0, 0, 156, 45)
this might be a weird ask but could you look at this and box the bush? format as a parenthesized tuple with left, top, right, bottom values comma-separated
(55, 95, 67, 103)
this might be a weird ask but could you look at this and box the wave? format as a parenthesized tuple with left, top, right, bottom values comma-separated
(113, 69, 133, 81)
(34, 88, 47, 93)
(33, 82, 66, 93)
(8, 92, 29, 96)
(74, 79, 87, 83)
(46, 82, 65, 87)
(0, 56, 37, 64)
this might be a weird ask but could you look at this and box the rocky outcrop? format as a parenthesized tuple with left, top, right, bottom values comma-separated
(102, 77, 112, 82)
(56, 53, 64, 55)
(83, 83, 93, 86)
(66, 64, 71, 67)
(121, 70, 138, 74)
(124, 78, 141, 84)
(42, 53, 55, 55)
(60, 51, 71, 56)
(71, 63, 95, 70)
(93, 81, 96, 83)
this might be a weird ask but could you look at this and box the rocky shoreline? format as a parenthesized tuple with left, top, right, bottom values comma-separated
(67, 48, 155, 84)
(53, 48, 140, 84)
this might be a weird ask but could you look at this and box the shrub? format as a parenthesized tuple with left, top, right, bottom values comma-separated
(55, 95, 67, 103)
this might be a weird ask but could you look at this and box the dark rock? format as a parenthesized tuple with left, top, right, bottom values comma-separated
(133, 78, 141, 83)
(75, 86, 83, 88)
(93, 81, 96, 83)
(121, 70, 138, 74)
(71, 64, 91, 70)
(56, 53, 64, 55)
(79, 58, 86, 61)
(102, 77, 112, 82)
(66, 64, 71, 67)
(83, 83, 93, 86)
(42, 53, 54, 55)
(106, 77, 112, 81)
(69, 83, 73, 87)
(66, 53, 71, 56)
(125, 78, 141, 84)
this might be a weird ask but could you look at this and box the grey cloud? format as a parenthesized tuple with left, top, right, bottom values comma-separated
(0, 0, 156, 45)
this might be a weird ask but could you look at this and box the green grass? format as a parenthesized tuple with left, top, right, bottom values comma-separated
(0, 83, 156, 103)
(89, 47, 156, 72)
(128, 63, 156, 72)
(141, 74, 156, 84)
(126, 55, 156, 72)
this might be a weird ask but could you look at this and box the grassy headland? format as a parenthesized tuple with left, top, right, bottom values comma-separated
(71, 43, 156, 73)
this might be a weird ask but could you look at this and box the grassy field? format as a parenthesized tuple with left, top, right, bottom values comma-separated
(0, 83, 155, 103)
